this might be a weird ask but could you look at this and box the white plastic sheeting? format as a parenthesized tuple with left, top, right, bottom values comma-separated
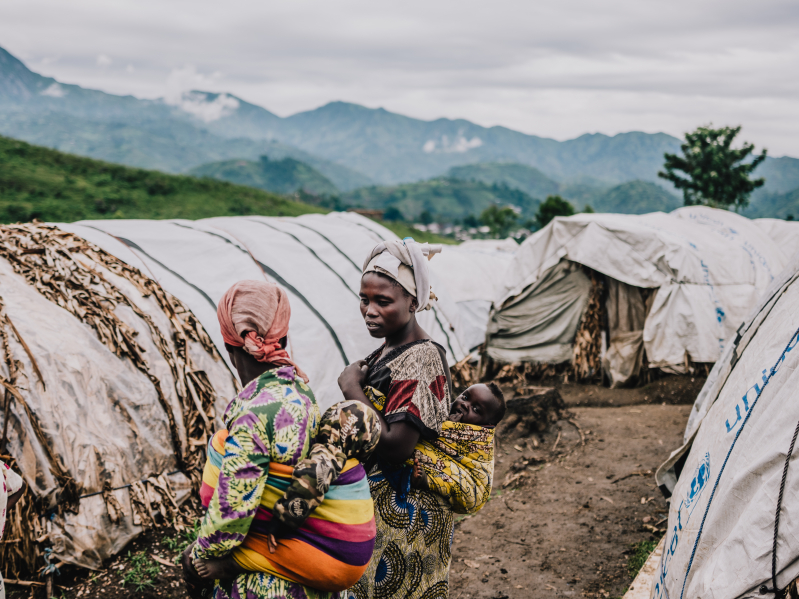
(487, 206, 790, 375)
(488, 261, 592, 364)
(62, 213, 466, 411)
(651, 253, 799, 599)
(428, 241, 516, 352)
(754, 218, 799, 260)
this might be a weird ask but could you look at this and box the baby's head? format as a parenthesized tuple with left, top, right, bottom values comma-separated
(449, 383, 506, 426)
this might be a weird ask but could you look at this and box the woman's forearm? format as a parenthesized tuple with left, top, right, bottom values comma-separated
(341, 382, 419, 463)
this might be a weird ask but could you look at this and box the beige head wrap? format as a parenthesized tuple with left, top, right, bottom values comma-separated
(362, 239, 442, 311)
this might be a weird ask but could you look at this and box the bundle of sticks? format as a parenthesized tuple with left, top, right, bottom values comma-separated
(571, 270, 605, 382)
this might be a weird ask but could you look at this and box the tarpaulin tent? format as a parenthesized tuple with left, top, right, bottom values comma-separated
(754, 218, 799, 260)
(486, 206, 790, 386)
(651, 252, 799, 599)
(0, 223, 237, 572)
(428, 240, 516, 352)
(0, 213, 467, 575)
(64, 213, 467, 409)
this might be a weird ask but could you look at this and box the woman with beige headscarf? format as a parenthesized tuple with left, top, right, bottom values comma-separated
(336, 238, 459, 599)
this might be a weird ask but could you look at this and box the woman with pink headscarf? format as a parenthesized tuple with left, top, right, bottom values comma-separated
(183, 280, 328, 599)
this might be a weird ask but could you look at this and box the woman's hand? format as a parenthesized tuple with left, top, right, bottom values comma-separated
(338, 360, 368, 395)
(6, 481, 25, 511)
(267, 534, 278, 554)
(410, 456, 428, 490)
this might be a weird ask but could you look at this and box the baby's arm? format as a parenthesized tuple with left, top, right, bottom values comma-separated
(270, 400, 380, 533)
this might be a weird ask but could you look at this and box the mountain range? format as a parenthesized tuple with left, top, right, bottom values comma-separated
(3, 44, 799, 220)
(3, 46, 798, 191)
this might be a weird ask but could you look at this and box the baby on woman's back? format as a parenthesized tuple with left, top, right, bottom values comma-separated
(410, 382, 505, 514)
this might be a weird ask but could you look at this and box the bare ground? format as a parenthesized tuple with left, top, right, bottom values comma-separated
(9, 377, 700, 599)
(449, 377, 699, 599)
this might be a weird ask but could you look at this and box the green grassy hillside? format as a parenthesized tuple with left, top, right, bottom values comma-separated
(591, 180, 681, 214)
(342, 178, 539, 222)
(447, 162, 561, 199)
(744, 188, 799, 219)
(0, 135, 326, 223)
(190, 156, 339, 196)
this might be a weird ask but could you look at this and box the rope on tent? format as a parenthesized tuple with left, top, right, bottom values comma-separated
(187, 222, 352, 365)
(763, 417, 799, 596)
(247, 218, 359, 299)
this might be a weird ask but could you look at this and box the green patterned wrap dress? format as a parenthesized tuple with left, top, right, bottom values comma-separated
(192, 365, 339, 599)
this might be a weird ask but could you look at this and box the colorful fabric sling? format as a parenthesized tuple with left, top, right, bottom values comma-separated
(201, 430, 375, 592)
(406, 421, 495, 514)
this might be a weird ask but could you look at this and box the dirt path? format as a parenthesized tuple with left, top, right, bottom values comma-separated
(450, 403, 692, 599)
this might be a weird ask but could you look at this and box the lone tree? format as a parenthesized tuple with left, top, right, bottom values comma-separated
(480, 205, 518, 238)
(658, 125, 767, 210)
(536, 195, 575, 228)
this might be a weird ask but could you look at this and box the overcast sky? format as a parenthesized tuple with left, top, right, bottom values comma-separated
(3, 0, 798, 155)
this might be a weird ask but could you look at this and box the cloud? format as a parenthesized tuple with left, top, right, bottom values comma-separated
(423, 135, 483, 154)
(0, 0, 798, 154)
(161, 66, 239, 121)
(163, 65, 221, 103)
(170, 91, 240, 122)
(96, 53, 112, 67)
(40, 82, 65, 98)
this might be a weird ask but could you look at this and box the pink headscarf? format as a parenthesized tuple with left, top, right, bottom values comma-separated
(217, 280, 308, 382)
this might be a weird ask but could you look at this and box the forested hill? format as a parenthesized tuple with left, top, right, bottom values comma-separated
(0, 135, 325, 223)
(445, 163, 681, 215)
(190, 156, 339, 197)
(342, 178, 540, 222)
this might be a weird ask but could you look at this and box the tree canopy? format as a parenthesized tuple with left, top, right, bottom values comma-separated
(480, 205, 518, 238)
(536, 195, 575, 228)
(658, 125, 767, 210)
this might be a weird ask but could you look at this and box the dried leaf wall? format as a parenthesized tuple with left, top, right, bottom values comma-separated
(0, 223, 236, 575)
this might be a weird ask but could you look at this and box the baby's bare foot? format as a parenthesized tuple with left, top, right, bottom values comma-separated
(192, 557, 245, 581)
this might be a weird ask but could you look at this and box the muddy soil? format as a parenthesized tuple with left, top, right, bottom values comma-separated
(554, 374, 706, 408)
(450, 402, 692, 599)
(9, 377, 700, 599)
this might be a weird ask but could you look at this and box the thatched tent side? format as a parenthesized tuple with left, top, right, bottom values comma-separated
(0, 223, 236, 574)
